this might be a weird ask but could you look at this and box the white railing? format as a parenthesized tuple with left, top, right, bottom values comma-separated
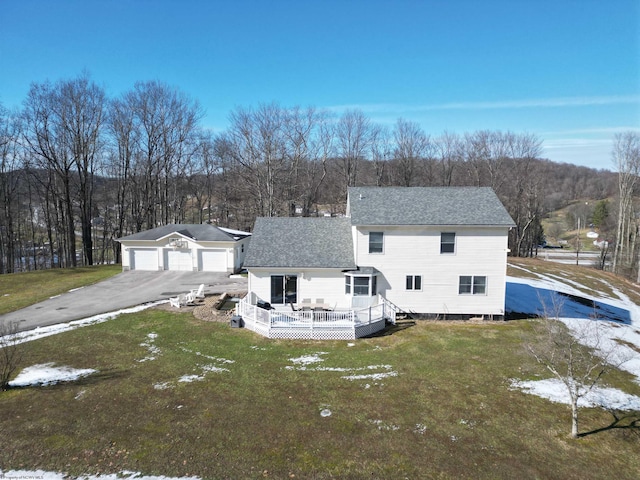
(236, 296, 394, 339)
(378, 295, 397, 324)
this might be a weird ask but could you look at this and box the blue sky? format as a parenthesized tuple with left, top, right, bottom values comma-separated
(1, 0, 638, 170)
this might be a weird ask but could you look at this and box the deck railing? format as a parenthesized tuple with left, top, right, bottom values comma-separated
(236, 297, 394, 339)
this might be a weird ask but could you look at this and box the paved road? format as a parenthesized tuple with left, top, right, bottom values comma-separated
(537, 250, 602, 267)
(0, 270, 247, 333)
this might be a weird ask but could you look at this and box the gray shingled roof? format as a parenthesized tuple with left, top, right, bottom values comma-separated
(243, 217, 356, 269)
(118, 224, 248, 242)
(348, 186, 515, 226)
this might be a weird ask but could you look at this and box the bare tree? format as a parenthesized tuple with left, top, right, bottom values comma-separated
(370, 124, 391, 186)
(0, 105, 25, 273)
(289, 107, 333, 216)
(611, 132, 640, 278)
(434, 131, 462, 187)
(525, 296, 629, 438)
(227, 103, 289, 217)
(113, 81, 202, 231)
(22, 74, 106, 267)
(392, 118, 429, 187)
(106, 95, 136, 258)
(0, 321, 24, 391)
(335, 109, 372, 197)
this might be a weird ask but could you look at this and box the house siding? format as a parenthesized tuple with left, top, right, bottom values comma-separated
(248, 268, 350, 308)
(354, 225, 509, 317)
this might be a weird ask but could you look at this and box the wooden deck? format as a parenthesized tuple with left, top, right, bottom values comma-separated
(236, 298, 396, 339)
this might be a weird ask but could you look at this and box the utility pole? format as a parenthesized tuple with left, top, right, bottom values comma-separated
(575, 217, 581, 266)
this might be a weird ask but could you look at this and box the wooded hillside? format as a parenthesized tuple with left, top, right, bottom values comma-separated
(0, 75, 625, 275)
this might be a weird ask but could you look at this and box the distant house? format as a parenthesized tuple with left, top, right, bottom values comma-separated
(237, 187, 515, 339)
(117, 224, 251, 273)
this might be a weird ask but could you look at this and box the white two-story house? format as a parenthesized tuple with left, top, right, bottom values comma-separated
(239, 187, 515, 339)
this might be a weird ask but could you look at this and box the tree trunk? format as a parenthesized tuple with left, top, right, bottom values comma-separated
(571, 398, 579, 438)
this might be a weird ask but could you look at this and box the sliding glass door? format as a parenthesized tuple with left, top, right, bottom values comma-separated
(270, 275, 298, 305)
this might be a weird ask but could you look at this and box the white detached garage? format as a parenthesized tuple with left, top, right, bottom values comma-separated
(117, 224, 251, 273)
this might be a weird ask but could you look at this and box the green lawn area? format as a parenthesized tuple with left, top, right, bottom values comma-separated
(1, 308, 639, 479)
(0, 265, 122, 315)
(1, 261, 639, 479)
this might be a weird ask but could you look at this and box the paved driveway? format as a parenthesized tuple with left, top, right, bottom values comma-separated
(0, 270, 247, 333)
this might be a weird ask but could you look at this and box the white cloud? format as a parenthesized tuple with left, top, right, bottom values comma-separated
(327, 95, 640, 114)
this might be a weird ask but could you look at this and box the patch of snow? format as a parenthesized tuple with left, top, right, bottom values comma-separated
(342, 371, 399, 381)
(178, 374, 203, 383)
(138, 332, 161, 362)
(289, 352, 327, 365)
(510, 378, 640, 411)
(0, 471, 201, 480)
(2, 301, 167, 346)
(218, 226, 251, 236)
(414, 423, 427, 434)
(154, 382, 173, 390)
(369, 419, 399, 431)
(200, 364, 230, 373)
(9, 363, 96, 387)
(179, 347, 234, 364)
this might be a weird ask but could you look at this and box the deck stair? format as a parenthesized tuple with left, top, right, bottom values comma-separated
(379, 296, 413, 322)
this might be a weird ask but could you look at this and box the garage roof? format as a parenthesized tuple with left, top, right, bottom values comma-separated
(118, 224, 250, 242)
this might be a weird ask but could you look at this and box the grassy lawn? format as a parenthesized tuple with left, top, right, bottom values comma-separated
(1, 260, 639, 479)
(1, 308, 639, 479)
(0, 265, 122, 315)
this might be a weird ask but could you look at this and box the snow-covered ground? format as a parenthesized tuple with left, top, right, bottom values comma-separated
(506, 265, 640, 409)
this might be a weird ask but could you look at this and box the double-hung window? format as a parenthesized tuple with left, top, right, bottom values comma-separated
(369, 231, 384, 253)
(406, 275, 422, 290)
(458, 275, 486, 295)
(440, 232, 455, 254)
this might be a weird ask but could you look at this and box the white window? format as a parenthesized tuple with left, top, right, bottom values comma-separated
(440, 232, 455, 254)
(345, 274, 377, 296)
(369, 231, 384, 253)
(459, 276, 486, 295)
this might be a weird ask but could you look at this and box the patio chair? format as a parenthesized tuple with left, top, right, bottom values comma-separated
(190, 283, 205, 299)
(169, 291, 196, 308)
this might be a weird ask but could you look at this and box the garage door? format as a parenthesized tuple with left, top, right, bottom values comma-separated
(199, 249, 227, 272)
(165, 250, 193, 271)
(130, 249, 158, 271)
